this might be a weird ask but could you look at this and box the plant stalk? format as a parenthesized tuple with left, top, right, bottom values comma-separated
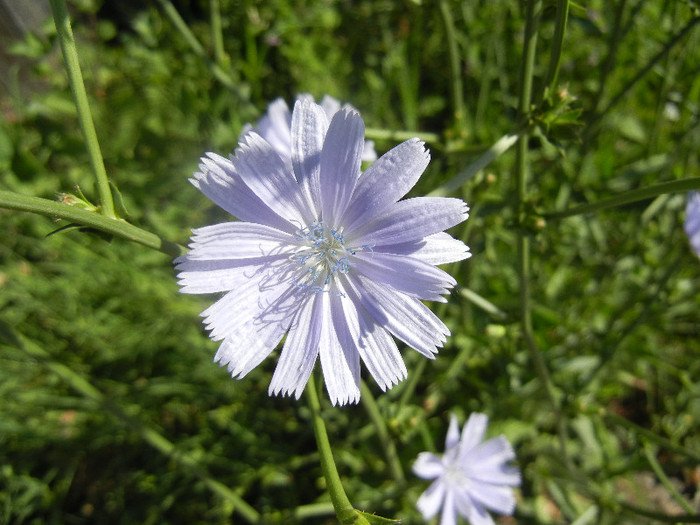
(0, 191, 185, 258)
(305, 372, 370, 525)
(542, 177, 700, 219)
(49, 0, 116, 219)
(515, 0, 570, 466)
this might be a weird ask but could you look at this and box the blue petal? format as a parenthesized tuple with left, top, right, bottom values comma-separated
(291, 98, 329, 216)
(342, 138, 430, 231)
(320, 292, 361, 406)
(233, 132, 314, 226)
(191, 153, 294, 233)
(350, 197, 469, 247)
(319, 108, 364, 226)
(268, 293, 322, 399)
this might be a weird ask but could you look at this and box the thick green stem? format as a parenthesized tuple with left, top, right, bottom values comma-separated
(4, 326, 260, 524)
(305, 373, 370, 525)
(360, 381, 405, 485)
(516, 0, 570, 466)
(49, 0, 115, 219)
(0, 191, 185, 258)
(542, 177, 700, 219)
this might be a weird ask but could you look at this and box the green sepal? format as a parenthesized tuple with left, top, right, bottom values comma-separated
(109, 180, 130, 218)
(56, 185, 98, 212)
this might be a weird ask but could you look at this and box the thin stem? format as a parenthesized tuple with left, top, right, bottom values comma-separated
(592, 0, 627, 115)
(5, 327, 260, 524)
(155, 0, 249, 102)
(542, 177, 700, 219)
(305, 372, 370, 525)
(540, 0, 570, 99)
(588, 405, 700, 463)
(364, 127, 441, 146)
(0, 191, 185, 258)
(428, 127, 526, 197)
(516, 0, 570, 466)
(439, 0, 467, 133)
(49, 0, 115, 219)
(457, 287, 508, 321)
(615, 502, 700, 523)
(589, 14, 700, 133)
(359, 381, 405, 485)
(642, 441, 695, 513)
(210, 0, 226, 67)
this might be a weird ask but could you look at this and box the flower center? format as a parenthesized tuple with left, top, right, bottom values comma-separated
(291, 221, 353, 293)
(445, 463, 468, 485)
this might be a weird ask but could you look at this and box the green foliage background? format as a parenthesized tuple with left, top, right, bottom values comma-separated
(1, 0, 699, 523)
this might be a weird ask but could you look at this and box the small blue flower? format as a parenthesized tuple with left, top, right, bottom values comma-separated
(413, 413, 520, 525)
(685, 191, 700, 257)
(176, 98, 470, 405)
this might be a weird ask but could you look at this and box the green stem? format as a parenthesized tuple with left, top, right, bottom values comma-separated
(439, 0, 467, 133)
(542, 177, 700, 219)
(642, 441, 695, 514)
(428, 128, 525, 197)
(4, 326, 260, 524)
(590, 14, 700, 132)
(541, 0, 570, 99)
(614, 502, 700, 523)
(155, 0, 249, 102)
(457, 287, 508, 321)
(0, 190, 185, 258)
(49, 0, 115, 219)
(364, 127, 441, 146)
(516, 0, 570, 466)
(588, 405, 700, 463)
(359, 381, 405, 485)
(210, 0, 226, 66)
(591, 0, 627, 116)
(305, 372, 370, 525)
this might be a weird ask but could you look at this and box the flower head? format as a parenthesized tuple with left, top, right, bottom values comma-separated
(685, 191, 700, 257)
(244, 94, 377, 169)
(176, 98, 470, 405)
(413, 413, 520, 525)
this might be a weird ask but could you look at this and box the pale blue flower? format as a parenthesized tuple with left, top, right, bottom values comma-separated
(244, 94, 377, 168)
(685, 191, 700, 257)
(413, 413, 520, 525)
(176, 98, 470, 405)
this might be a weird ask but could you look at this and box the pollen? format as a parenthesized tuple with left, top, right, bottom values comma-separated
(291, 221, 354, 293)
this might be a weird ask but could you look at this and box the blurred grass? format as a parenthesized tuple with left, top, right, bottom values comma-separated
(1, 0, 699, 524)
